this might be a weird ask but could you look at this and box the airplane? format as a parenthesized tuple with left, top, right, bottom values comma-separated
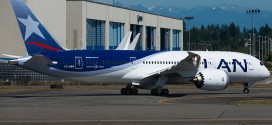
(1, 0, 270, 96)
(116, 32, 141, 50)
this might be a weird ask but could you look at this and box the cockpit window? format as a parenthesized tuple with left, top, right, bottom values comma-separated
(260, 62, 264, 66)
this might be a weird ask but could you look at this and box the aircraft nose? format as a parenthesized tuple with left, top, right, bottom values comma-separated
(260, 67, 270, 80)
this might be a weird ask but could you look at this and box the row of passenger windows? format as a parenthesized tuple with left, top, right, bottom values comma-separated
(86, 60, 180, 65)
(199, 61, 252, 65)
(85, 60, 252, 66)
(143, 61, 178, 65)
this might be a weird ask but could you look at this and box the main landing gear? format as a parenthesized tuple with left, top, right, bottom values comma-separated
(121, 75, 170, 96)
(243, 83, 250, 93)
(151, 88, 169, 96)
(151, 76, 169, 96)
(121, 85, 138, 95)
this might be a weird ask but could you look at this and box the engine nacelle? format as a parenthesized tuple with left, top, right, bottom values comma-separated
(191, 69, 229, 91)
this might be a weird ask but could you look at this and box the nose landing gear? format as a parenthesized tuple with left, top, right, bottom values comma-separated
(243, 83, 250, 93)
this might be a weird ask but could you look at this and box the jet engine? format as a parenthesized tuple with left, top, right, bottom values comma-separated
(191, 69, 229, 91)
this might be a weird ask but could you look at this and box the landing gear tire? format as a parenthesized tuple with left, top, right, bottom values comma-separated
(121, 88, 127, 95)
(243, 88, 250, 93)
(121, 88, 138, 95)
(243, 83, 250, 94)
(161, 89, 169, 96)
(133, 88, 138, 95)
(151, 89, 157, 95)
(151, 88, 169, 96)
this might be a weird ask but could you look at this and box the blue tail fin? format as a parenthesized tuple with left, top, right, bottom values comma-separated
(10, 0, 64, 55)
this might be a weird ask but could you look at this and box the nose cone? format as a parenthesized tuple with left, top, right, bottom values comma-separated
(260, 67, 270, 80)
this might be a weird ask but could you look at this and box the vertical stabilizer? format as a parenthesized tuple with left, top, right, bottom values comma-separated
(10, 0, 65, 55)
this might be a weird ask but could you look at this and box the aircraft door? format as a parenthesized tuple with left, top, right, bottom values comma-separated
(130, 57, 137, 69)
(247, 59, 254, 71)
(75, 56, 83, 69)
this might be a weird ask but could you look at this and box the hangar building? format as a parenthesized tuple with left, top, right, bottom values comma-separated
(0, 0, 183, 82)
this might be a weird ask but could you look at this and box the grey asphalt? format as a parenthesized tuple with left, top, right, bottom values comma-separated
(0, 86, 272, 125)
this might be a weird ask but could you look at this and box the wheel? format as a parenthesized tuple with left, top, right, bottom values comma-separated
(126, 88, 134, 95)
(243, 88, 250, 93)
(151, 89, 157, 95)
(133, 88, 138, 95)
(161, 89, 169, 96)
(121, 88, 127, 95)
(121, 88, 138, 95)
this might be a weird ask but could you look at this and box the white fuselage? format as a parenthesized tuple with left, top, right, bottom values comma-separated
(24, 51, 269, 84)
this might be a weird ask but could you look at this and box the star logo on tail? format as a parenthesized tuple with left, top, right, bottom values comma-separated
(18, 15, 45, 40)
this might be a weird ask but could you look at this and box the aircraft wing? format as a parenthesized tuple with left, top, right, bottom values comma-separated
(115, 32, 132, 50)
(0, 57, 14, 64)
(0, 54, 21, 64)
(160, 52, 200, 77)
(2, 54, 22, 58)
(128, 33, 140, 50)
(141, 52, 200, 84)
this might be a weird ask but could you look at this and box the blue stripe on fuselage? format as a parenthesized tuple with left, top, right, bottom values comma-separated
(44, 50, 161, 72)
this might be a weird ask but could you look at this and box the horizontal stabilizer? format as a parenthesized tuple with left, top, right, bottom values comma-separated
(25, 55, 57, 65)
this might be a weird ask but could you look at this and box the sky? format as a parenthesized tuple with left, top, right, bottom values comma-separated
(97, 0, 272, 11)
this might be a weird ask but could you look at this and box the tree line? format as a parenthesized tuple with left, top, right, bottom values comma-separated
(183, 23, 272, 55)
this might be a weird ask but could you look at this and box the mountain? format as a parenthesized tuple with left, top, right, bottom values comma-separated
(128, 4, 272, 29)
